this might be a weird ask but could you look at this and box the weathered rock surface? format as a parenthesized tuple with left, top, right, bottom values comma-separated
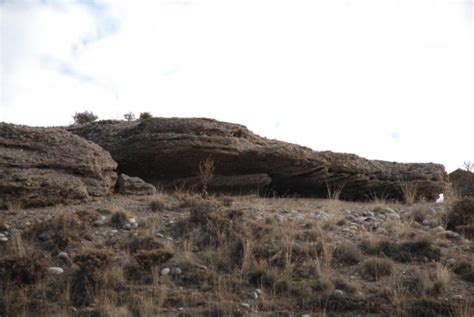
(0, 123, 117, 208)
(69, 118, 448, 201)
(116, 174, 156, 196)
(449, 169, 474, 198)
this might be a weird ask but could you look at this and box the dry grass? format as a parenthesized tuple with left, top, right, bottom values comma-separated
(5, 201, 23, 214)
(399, 180, 418, 205)
(360, 258, 394, 281)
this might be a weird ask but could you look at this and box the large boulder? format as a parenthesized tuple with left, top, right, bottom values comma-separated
(0, 123, 117, 208)
(68, 118, 448, 201)
(116, 174, 156, 196)
(449, 169, 474, 198)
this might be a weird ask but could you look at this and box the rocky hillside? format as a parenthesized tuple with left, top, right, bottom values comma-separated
(69, 118, 448, 201)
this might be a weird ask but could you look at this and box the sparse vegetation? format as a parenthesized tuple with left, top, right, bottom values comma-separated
(0, 192, 471, 315)
(123, 112, 135, 121)
(399, 180, 418, 205)
(73, 111, 98, 124)
(139, 112, 153, 120)
(446, 197, 474, 238)
(199, 156, 215, 199)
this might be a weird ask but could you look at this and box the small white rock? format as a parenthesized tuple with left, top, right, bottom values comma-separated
(48, 267, 64, 275)
(93, 220, 104, 226)
(240, 303, 251, 309)
(57, 251, 68, 259)
(177, 307, 184, 312)
(155, 233, 165, 238)
(333, 289, 344, 297)
(123, 223, 131, 230)
(161, 268, 170, 276)
(255, 288, 262, 295)
(446, 258, 456, 265)
(128, 218, 136, 224)
(0, 237, 8, 242)
(131, 222, 138, 229)
(452, 295, 463, 300)
(301, 315, 311, 317)
(0, 233, 5, 238)
(249, 291, 258, 300)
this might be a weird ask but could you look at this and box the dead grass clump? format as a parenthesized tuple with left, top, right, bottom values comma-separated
(333, 277, 358, 294)
(446, 197, 474, 238)
(247, 261, 278, 288)
(149, 196, 166, 212)
(134, 249, 174, 270)
(71, 249, 112, 306)
(427, 264, 450, 297)
(408, 298, 454, 317)
(332, 243, 363, 266)
(404, 268, 429, 296)
(410, 208, 429, 223)
(75, 209, 100, 223)
(452, 258, 474, 283)
(363, 236, 440, 263)
(25, 211, 90, 252)
(399, 180, 418, 205)
(0, 254, 46, 285)
(110, 210, 131, 228)
(360, 258, 393, 281)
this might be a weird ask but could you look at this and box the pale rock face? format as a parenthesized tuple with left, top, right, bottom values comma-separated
(0, 123, 117, 208)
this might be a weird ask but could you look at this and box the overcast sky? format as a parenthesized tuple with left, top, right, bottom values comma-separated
(1, 0, 473, 172)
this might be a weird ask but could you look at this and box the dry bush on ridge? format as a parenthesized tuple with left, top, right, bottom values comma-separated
(399, 180, 418, 205)
(199, 156, 215, 199)
(332, 243, 363, 266)
(0, 254, 46, 285)
(110, 210, 131, 228)
(73, 111, 97, 125)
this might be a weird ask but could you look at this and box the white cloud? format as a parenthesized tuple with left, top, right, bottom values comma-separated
(1, 0, 473, 171)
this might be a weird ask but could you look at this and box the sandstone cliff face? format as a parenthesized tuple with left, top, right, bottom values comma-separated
(69, 118, 448, 201)
(0, 123, 117, 208)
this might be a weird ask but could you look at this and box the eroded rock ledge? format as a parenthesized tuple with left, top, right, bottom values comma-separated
(69, 118, 448, 201)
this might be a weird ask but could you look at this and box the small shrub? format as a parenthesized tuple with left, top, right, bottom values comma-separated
(150, 197, 166, 212)
(399, 180, 418, 205)
(199, 157, 215, 199)
(110, 210, 131, 228)
(25, 212, 90, 252)
(446, 197, 474, 238)
(123, 112, 135, 121)
(75, 209, 100, 223)
(360, 258, 393, 281)
(452, 258, 474, 282)
(405, 268, 429, 296)
(0, 254, 46, 285)
(332, 243, 363, 266)
(73, 111, 98, 125)
(139, 112, 153, 120)
(134, 249, 174, 270)
(408, 298, 454, 317)
(71, 249, 111, 306)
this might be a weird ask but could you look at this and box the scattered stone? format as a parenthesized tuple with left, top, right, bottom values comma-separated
(48, 267, 64, 275)
(171, 267, 182, 276)
(93, 220, 104, 227)
(255, 288, 262, 295)
(333, 289, 344, 297)
(385, 207, 397, 214)
(122, 223, 131, 230)
(301, 315, 311, 317)
(452, 295, 463, 300)
(446, 258, 456, 265)
(128, 218, 136, 224)
(422, 220, 430, 226)
(249, 291, 258, 300)
(38, 232, 48, 241)
(240, 303, 251, 310)
(0, 223, 9, 230)
(0, 237, 8, 242)
(155, 233, 165, 238)
(131, 223, 138, 229)
(177, 307, 184, 312)
(57, 252, 69, 259)
(161, 268, 170, 276)
(116, 173, 156, 196)
(433, 226, 445, 233)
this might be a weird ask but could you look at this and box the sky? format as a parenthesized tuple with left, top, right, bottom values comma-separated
(1, 0, 473, 172)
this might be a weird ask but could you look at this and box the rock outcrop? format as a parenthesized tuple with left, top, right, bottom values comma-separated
(449, 169, 474, 198)
(116, 174, 156, 196)
(69, 118, 448, 201)
(0, 123, 117, 208)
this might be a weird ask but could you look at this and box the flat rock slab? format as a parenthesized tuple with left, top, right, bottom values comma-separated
(69, 118, 447, 201)
(0, 123, 117, 208)
(116, 173, 156, 196)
